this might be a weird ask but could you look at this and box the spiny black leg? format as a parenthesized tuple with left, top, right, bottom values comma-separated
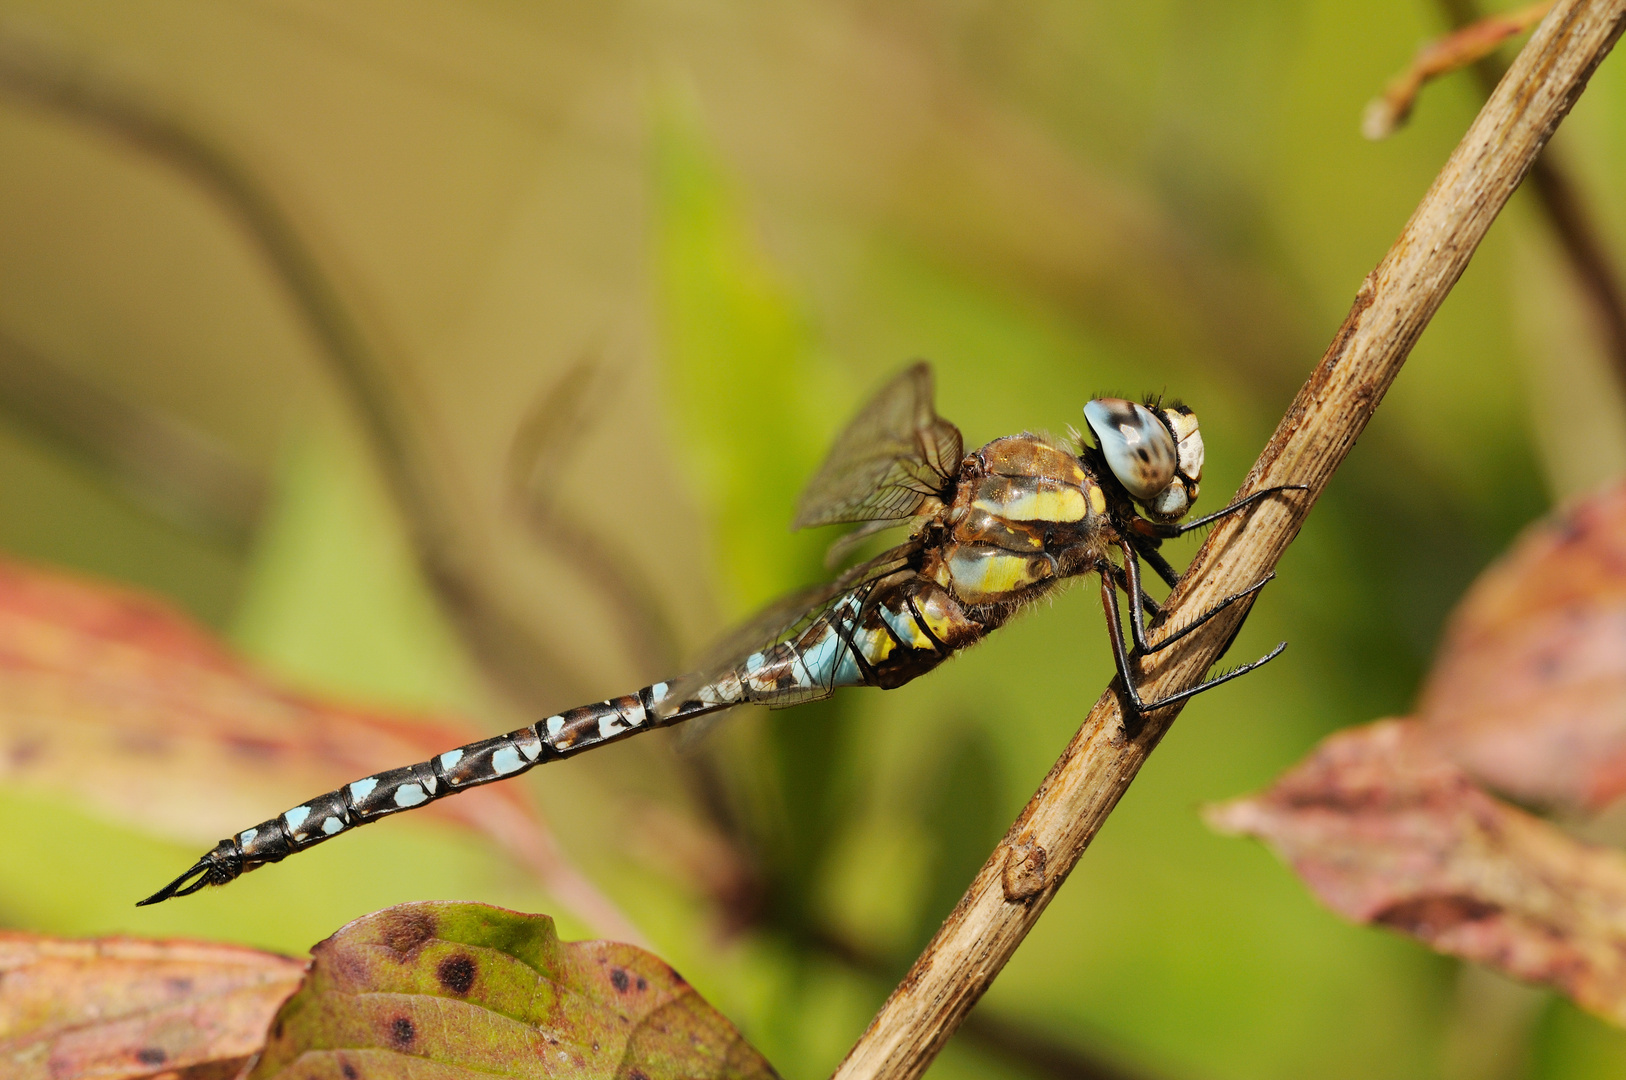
(1099, 568, 1144, 715)
(1098, 565, 1286, 716)
(1122, 537, 1275, 654)
(1116, 541, 1156, 654)
(1139, 573, 1276, 656)
(1137, 484, 1310, 540)
(1138, 544, 1182, 590)
(1108, 560, 1161, 624)
(1131, 641, 1287, 712)
(136, 840, 243, 906)
(1173, 484, 1309, 536)
(1115, 541, 1273, 656)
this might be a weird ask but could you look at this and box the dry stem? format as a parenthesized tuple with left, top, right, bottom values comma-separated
(832, 1, 1626, 1076)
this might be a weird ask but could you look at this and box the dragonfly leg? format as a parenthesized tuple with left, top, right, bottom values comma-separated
(1135, 484, 1309, 540)
(1138, 571, 1277, 656)
(1119, 537, 1276, 655)
(1113, 541, 1158, 654)
(1099, 567, 1285, 715)
(1136, 543, 1182, 590)
(1107, 558, 1161, 632)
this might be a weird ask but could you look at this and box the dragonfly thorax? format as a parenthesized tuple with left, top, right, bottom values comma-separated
(924, 433, 1112, 606)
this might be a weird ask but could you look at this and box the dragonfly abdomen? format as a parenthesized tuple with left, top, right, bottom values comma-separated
(152, 582, 986, 903)
(864, 578, 989, 688)
(713, 579, 989, 708)
(137, 684, 720, 904)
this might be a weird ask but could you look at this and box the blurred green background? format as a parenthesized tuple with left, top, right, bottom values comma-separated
(0, 1, 1623, 1078)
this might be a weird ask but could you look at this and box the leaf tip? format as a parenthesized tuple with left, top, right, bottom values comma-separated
(1200, 797, 1263, 837)
(1361, 96, 1405, 140)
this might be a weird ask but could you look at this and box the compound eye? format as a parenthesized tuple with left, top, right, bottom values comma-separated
(1083, 399, 1178, 502)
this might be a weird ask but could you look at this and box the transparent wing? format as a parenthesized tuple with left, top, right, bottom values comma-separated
(821, 517, 902, 569)
(791, 363, 963, 530)
(655, 542, 920, 721)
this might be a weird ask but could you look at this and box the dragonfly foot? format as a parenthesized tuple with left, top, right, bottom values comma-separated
(1121, 640, 1287, 718)
(136, 840, 242, 906)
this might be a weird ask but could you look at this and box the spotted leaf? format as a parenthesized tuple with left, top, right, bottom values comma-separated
(248, 901, 778, 1079)
(0, 556, 633, 939)
(1417, 481, 1626, 814)
(0, 932, 305, 1080)
(1207, 720, 1626, 1025)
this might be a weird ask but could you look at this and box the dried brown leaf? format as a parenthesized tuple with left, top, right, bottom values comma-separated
(1208, 720, 1626, 1024)
(0, 557, 635, 938)
(0, 932, 304, 1080)
(1363, 1, 1554, 139)
(1417, 481, 1626, 813)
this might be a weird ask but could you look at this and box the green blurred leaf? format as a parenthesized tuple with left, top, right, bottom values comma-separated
(910, 728, 1005, 957)
(651, 88, 871, 941)
(651, 83, 835, 614)
(250, 901, 777, 1080)
(762, 699, 860, 931)
(230, 422, 485, 714)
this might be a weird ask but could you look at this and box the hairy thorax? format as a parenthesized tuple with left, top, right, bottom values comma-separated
(921, 434, 1111, 610)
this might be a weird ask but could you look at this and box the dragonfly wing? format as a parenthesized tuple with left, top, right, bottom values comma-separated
(822, 517, 903, 569)
(792, 363, 963, 530)
(654, 543, 919, 721)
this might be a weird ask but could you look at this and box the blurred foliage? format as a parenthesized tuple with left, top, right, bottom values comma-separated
(0, 1, 1622, 1079)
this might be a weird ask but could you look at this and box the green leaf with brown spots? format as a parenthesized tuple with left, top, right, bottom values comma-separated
(248, 902, 778, 1080)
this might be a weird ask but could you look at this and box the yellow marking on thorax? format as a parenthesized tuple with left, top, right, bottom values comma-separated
(882, 607, 934, 652)
(912, 586, 983, 648)
(854, 624, 895, 665)
(918, 604, 963, 645)
(1087, 483, 1106, 516)
(947, 548, 1051, 603)
(972, 486, 1087, 524)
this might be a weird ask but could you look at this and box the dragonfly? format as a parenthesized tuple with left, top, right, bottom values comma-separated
(140, 363, 1300, 905)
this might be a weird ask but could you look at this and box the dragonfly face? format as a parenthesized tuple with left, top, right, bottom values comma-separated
(139, 363, 1295, 906)
(1083, 398, 1204, 522)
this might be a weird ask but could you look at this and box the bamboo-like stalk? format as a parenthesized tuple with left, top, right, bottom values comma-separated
(832, 2, 1626, 1076)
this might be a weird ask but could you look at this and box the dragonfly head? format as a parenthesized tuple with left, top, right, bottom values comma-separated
(1083, 398, 1204, 522)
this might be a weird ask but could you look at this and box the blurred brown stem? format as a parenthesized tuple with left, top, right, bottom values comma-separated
(0, 331, 265, 546)
(807, 927, 1153, 1080)
(833, 2, 1626, 1077)
(506, 358, 683, 675)
(1364, 1, 1554, 138)
(0, 27, 669, 712)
